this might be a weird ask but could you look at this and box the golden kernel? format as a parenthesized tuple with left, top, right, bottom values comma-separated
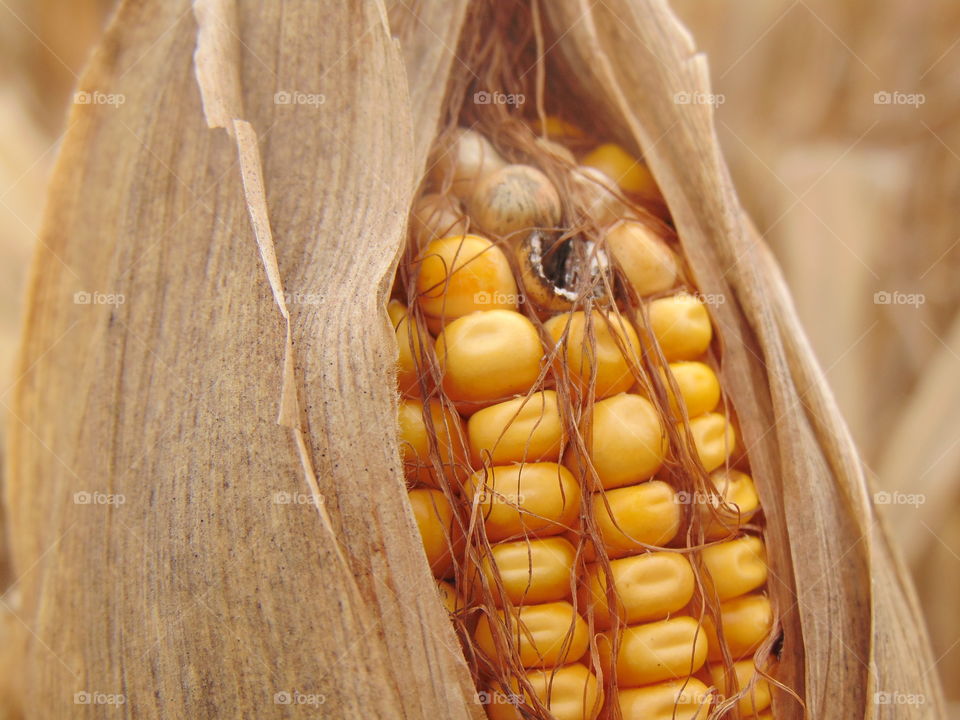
(645, 293, 713, 361)
(397, 398, 467, 488)
(605, 220, 678, 296)
(468, 390, 563, 465)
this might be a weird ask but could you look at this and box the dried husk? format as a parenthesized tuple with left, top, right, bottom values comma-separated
(2, 1, 943, 719)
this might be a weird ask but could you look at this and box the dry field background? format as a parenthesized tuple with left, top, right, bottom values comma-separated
(0, 0, 957, 712)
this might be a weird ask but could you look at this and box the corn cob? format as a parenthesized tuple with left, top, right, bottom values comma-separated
(395, 123, 782, 719)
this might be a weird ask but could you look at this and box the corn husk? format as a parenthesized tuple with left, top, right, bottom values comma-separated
(3, 0, 944, 718)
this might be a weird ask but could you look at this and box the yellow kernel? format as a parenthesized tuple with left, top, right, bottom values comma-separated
(544, 310, 641, 398)
(533, 115, 585, 140)
(468, 390, 563, 465)
(569, 393, 666, 490)
(475, 601, 589, 669)
(486, 663, 602, 720)
(582, 143, 662, 201)
(617, 677, 711, 720)
(481, 537, 576, 605)
(708, 660, 772, 716)
(410, 193, 467, 249)
(579, 551, 695, 629)
(430, 127, 506, 199)
(659, 361, 721, 418)
(437, 579, 458, 613)
(599, 616, 708, 687)
(702, 469, 760, 540)
(701, 535, 768, 601)
(593, 480, 681, 558)
(436, 310, 544, 408)
(704, 593, 773, 661)
(465, 463, 581, 542)
(389, 300, 429, 397)
(416, 234, 517, 328)
(681, 412, 737, 472)
(605, 221, 678, 296)
(645, 293, 713, 361)
(397, 398, 467, 488)
(469, 164, 562, 239)
(408, 488, 457, 578)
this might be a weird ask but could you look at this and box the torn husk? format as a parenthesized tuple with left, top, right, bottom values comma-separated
(2, 0, 943, 719)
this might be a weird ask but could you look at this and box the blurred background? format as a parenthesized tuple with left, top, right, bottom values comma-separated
(0, 0, 957, 710)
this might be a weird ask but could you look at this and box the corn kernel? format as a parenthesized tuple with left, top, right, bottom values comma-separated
(617, 677, 711, 720)
(703, 469, 760, 540)
(389, 300, 428, 397)
(704, 593, 773, 661)
(605, 221, 678, 296)
(430, 127, 506, 199)
(701, 535, 768, 601)
(436, 310, 544, 408)
(569, 393, 666, 490)
(487, 663, 602, 720)
(645, 294, 712, 361)
(582, 143, 661, 201)
(468, 390, 563, 465)
(410, 193, 467, 249)
(482, 536, 576, 605)
(466, 463, 581, 542)
(593, 480, 681, 558)
(416, 235, 517, 330)
(534, 115, 585, 140)
(544, 311, 641, 398)
(437, 579, 458, 613)
(469, 164, 562, 239)
(579, 551, 695, 629)
(681, 412, 736, 472)
(599, 616, 708, 687)
(409, 488, 457, 578)
(708, 660, 772, 716)
(475, 601, 589, 669)
(572, 166, 633, 229)
(398, 398, 467, 487)
(660, 361, 721, 418)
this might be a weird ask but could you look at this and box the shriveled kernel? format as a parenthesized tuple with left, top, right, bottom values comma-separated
(704, 593, 773, 661)
(544, 311, 641, 398)
(708, 660, 773, 716)
(572, 166, 633, 229)
(437, 579, 458, 613)
(436, 310, 543, 407)
(582, 143, 662, 201)
(465, 462, 580, 542)
(645, 293, 713, 361)
(430, 127, 506, 199)
(409, 488, 457, 578)
(605, 221, 678, 296)
(469, 164, 562, 239)
(617, 677, 711, 720)
(568, 393, 666, 490)
(487, 663, 602, 720)
(481, 536, 576, 605)
(468, 390, 563, 465)
(599, 616, 708, 687)
(410, 193, 467, 249)
(474, 601, 589, 669)
(701, 535, 768, 601)
(659, 361, 721, 418)
(703, 469, 760, 540)
(397, 398, 467, 487)
(389, 300, 429, 397)
(593, 480, 681, 558)
(681, 412, 737, 472)
(579, 551, 695, 629)
(416, 234, 517, 329)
